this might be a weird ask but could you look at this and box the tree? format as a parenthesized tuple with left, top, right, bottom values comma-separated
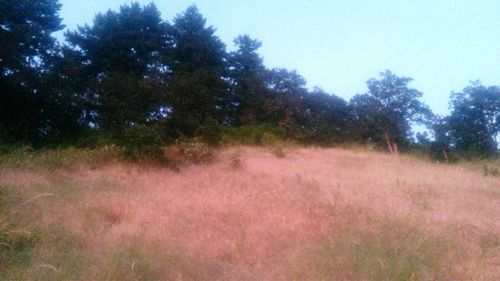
(167, 5, 228, 136)
(0, 0, 64, 142)
(264, 68, 309, 129)
(302, 88, 350, 144)
(64, 2, 171, 131)
(350, 70, 432, 153)
(446, 82, 500, 156)
(228, 35, 268, 125)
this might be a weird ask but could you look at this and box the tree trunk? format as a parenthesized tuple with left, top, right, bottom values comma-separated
(442, 148, 449, 162)
(384, 131, 393, 154)
(383, 131, 399, 155)
(391, 139, 399, 154)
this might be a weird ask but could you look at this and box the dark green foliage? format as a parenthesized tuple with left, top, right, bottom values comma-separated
(73, 132, 115, 149)
(350, 70, 433, 150)
(1, 1, 498, 158)
(0, 0, 64, 143)
(228, 35, 268, 125)
(64, 2, 171, 131)
(446, 82, 499, 157)
(195, 119, 222, 147)
(301, 88, 351, 144)
(167, 5, 228, 136)
(263, 68, 309, 129)
(118, 125, 167, 163)
(221, 124, 285, 145)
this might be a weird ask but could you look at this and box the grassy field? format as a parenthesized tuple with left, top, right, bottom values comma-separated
(0, 146, 499, 280)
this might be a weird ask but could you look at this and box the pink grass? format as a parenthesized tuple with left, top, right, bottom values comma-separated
(1, 146, 499, 280)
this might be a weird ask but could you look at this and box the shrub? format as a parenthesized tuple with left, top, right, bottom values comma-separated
(118, 125, 167, 163)
(165, 138, 214, 165)
(0, 145, 120, 170)
(221, 124, 285, 146)
(195, 119, 222, 147)
(74, 132, 115, 149)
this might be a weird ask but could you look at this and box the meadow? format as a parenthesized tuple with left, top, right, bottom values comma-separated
(0, 146, 499, 280)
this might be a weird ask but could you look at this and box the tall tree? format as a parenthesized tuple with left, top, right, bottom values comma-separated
(264, 68, 309, 129)
(168, 5, 228, 135)
(350, 70, 431, 152)
(303, 88, 350, 144)
(64, 2, 171, 131)
(446, 82, 500, 156)
(0, 0, 63, 142)
(228, 35, 268, 125)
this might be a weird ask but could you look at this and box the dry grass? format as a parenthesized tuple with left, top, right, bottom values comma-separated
(0, 146, 499, 280)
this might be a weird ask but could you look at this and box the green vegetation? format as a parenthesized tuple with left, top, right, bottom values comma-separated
(1, 0, 498, 160)
(294, 220, 458, 281)
(0, 186, 40, 278)
(0, 1, 498, 277)
(221, 125, 285, 146)
(0, 145, 498, 279)
(0, 145, 119, 170)
(118, 125, 167, 163)
(165, 139, 215, 166)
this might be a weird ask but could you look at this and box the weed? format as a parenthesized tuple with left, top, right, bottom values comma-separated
(0, 186, 40, 278)
(271, 144, 286, 158)
(0, 146, 120, 170)
(483, 165, 500, 177)
(292, 219, 458, 281)
(229, 153, 242, 169)
(221, 124, 285, 146)
(165, 138, 214, 166)
(118, 125, 168, 164)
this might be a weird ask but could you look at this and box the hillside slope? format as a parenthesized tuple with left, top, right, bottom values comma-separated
(1, 147, 499, 280)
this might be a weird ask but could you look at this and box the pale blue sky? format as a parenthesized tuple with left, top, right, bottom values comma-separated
(58, 0, 500, 115)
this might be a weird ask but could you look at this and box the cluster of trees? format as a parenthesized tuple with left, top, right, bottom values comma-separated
(1, 0, 499, 158)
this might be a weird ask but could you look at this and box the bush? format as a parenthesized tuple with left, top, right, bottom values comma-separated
(118, 125, 167, 163)
(221, 124, 285, 146)
(195, 119, 222, 147)
(0, 146, 120, 170)
(74, 132, 115, 149)
(165, 138, 214, 165)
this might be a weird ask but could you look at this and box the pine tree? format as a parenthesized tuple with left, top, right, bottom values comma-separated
(228, 35, 268, 125)
(64, 2, 171, 131)
(168, 5, 228, 135)
(0, 0, 63, 142)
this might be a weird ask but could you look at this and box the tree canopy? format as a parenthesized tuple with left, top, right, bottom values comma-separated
(167, 5, 228, 136)
(446, 82, 500, 156)
(0, 0, 64, 142)
(0, 1, 498, 158)
(350, 70, 432, 152)
(64, 2, 170, 131)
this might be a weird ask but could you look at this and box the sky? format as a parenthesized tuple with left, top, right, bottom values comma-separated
(58, 0, 500, 115)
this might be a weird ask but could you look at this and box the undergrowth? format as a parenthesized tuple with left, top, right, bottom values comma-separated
(291, 218, 461, 281)
(0, 186, 40, 278)
(165, 138, 215, 166)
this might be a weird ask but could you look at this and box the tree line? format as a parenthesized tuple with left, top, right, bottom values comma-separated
(1, 0, 499, 158)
